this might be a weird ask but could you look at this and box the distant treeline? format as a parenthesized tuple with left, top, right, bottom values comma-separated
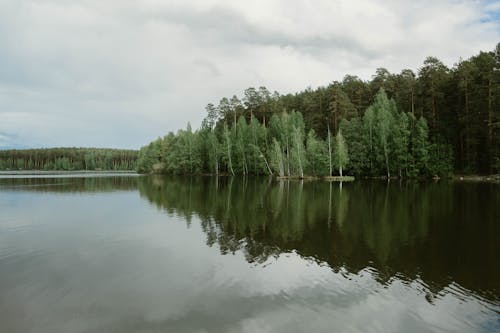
(138, 44, 500, 176)
(0, 148, 138, 171)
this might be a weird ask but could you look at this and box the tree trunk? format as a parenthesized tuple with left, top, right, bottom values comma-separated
(465, 78, 470, 168)
(385, 151, 390, 178)
(431, 78, 436, 129)
(263, 155, 272, 176)
(226, 131, 234, 176)
(339, 165, 343, 177)
(296, 135, 303, 178)
(488, 78, 492, 146)
(327, 124, 332, 176)
(411, 88, 415, 114)
(286, 137, 290, 177)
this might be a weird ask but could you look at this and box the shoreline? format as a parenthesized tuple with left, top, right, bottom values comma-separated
(454, 174, 500, 183)
(5, 171, 497, 183)
(0, 170, 140, 178)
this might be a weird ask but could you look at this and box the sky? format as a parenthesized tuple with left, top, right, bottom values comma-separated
(0, 0, 499, 149)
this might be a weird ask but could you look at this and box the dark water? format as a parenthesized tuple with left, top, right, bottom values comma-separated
(0, 175, 498, 333)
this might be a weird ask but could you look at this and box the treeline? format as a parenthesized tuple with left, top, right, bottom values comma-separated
(138, 44, 500, 176)
(0, 148, 138, 171)
(138, 90, 442, 177)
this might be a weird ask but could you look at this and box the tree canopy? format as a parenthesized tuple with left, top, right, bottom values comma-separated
(136, 44, 499, 176)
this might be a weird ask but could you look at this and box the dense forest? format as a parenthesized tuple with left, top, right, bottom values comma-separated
(0, 148, 138, 171)
(138, 45, 499, 177)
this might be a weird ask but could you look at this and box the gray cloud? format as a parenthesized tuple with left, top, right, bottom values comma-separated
(0, 0, 498, 148)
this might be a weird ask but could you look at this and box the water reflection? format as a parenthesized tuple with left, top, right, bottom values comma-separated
(1, 176, 499, 332)
(139, 176, 500, 305)
(0, 175, 138, 193)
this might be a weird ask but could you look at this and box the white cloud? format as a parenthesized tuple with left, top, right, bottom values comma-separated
(0, 0, 498, 148)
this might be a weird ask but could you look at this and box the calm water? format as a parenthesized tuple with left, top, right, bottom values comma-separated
(0, 175, 498, 333)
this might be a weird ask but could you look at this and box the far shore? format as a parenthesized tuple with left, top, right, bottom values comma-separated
(0, 170, 139, 175)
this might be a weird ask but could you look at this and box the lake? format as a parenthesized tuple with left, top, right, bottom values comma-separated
(0, 175, 498, 332)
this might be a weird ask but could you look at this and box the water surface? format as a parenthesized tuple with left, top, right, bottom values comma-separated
(0, 175, 498, 332)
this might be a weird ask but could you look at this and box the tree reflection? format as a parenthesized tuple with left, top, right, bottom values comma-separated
(139, 176, 499, 304)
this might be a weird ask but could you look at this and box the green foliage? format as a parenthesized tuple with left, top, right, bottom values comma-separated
(391, 112, 410, 177)
(137, 46, 500, 176)
(306, 130, 328, 176)
(334, 130, 349, 176)
(270, 138, 285, 177)
(222, 123, 234, 175)
(428, 143, 454, 177)
(411, 117, 431, 176)
(0, 148, 138, 171)
(137, 139, 162, 173)
(205, 129, 220, 175)
(339, 118, 368, 175)
(137, 98, 439, 178)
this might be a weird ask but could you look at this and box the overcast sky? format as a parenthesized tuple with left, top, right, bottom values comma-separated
(0, 0, 499, 149)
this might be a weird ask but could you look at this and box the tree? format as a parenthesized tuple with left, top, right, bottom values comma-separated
(395, 69, 417, 114)
(306, 129, 328, 175)
(364, 89, 394, 177)
(222, 123, 235, 175)
(418, 57, 449, 132)
(206, 129, 220, 175)
(327, 122, 333, 176)
(204, 103, 218, 129)
(412, 117, 430, 175)
(243, 87, 260, 118)
(291, 126, 305, 178)
(456, 59, 477, 171)
(339, 118, 368, 175)
(342, 75, 369, 115)
(270, 138, 285, 177)
(328, 84, 357, 133)
(363, 104, 376, 174)
(391, 112, 410, 177)
(334, 130, 349, 177)
(229, 95, 243, 129)
(376, 96, 394, 178)
(234, 116, 249, 174)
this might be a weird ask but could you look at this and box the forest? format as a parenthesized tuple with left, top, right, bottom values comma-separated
(137, 45, 499, 177)
(0, 148, 138, 171)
